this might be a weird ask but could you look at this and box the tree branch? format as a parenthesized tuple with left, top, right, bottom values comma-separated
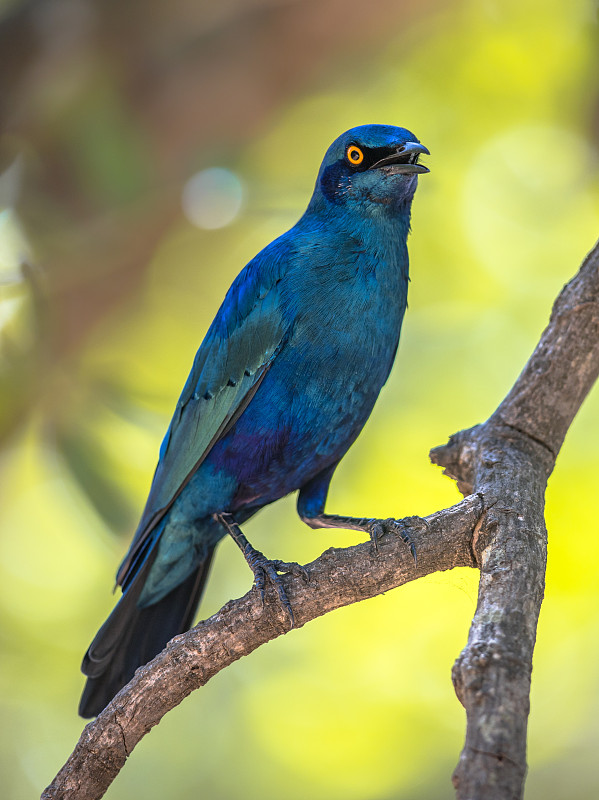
(431, 239, 599, 798)
(43, 239, 599, 800)
(42, 495, 482, 800)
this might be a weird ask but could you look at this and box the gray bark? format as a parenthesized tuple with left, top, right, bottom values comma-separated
(431, 239, 599, 798)
(42, 239, 599, 800)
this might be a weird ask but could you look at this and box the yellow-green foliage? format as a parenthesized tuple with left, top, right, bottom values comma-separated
(1, 1, 599, 797)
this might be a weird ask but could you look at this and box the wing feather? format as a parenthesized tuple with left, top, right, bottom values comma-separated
(116, 252, 289, 587)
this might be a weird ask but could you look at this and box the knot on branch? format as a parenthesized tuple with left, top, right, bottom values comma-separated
(451, 641, 491, 708)
(452, 640, 532, 710)
(549, 240, 599, 323)
(42, 239, 599, 800)
(429, 426, 481, 495)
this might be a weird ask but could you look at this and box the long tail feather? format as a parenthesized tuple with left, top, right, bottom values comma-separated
(79, 548, 214, 718)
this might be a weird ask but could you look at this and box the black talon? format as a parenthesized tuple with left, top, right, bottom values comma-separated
(215, 512, 304, 627)
(244, 549, 301, 627)
(386, 518, 417, 564)
(265, 561, 296, 626)
(368, 519, 383, 553)
(367, 517, 418, 564)
(397, 522, 417, 565)
(245, 546, 268, 603)
(271, 560, 310, 584)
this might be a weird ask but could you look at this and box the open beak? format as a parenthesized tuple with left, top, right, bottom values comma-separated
(369, 142, 430, 174)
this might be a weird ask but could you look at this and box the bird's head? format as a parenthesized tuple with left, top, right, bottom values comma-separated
(309, 124, 429, 217)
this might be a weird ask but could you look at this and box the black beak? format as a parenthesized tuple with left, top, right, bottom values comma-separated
(369, 142, 430, 174)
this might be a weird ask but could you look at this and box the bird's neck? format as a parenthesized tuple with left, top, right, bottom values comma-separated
(301, 200, 413, 279)
(307, 184, 414, 237)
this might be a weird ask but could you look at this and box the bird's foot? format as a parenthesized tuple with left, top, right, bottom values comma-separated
(367, 517, 422, 564)
(244, 546, 309, 628)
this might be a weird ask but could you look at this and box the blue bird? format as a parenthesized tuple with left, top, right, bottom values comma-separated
(79, 124, 429, 718)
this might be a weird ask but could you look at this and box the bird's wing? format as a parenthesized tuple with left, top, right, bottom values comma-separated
(116, 251, 288, 587)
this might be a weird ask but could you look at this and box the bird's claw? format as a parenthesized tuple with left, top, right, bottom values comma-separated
(271, 559, 310, 584)
(367, 517, 418, 564)
(367, 520, 385, 553)
(245, 549, 308, 628)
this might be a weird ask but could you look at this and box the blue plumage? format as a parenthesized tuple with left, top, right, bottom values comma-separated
(80, 124, 429, 717)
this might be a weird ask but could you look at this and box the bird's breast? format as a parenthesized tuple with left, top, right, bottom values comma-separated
(204, 228, 411, 508)
(288, 251, 407, 375)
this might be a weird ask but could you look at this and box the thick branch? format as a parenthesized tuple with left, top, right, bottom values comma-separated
(42, 496, 482, 800)
(431, 239, 599, 799)
(496, 242, 599, 454)
(43, 239, 599, 800)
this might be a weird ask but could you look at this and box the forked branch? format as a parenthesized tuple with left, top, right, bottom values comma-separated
(43, 240, 599, 800)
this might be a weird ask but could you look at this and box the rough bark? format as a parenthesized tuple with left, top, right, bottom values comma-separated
(42, 239, 599, 800)
(431, 239, 599, 798)
(42, 495, 482, 800)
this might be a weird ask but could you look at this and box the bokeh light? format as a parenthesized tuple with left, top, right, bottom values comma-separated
(182, 168, 244, 230)
(1, 0, 599, 798)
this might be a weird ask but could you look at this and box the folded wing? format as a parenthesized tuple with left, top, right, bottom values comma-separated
(117, 251, 289, 589)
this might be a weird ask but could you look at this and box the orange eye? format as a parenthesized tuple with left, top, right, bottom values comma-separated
(346, 145, 364, 165)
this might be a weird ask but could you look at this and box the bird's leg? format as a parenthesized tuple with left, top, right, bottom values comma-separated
(297, 474, 420, 562)
(304, 512, 418, 562)
(214, 512, 308, 627)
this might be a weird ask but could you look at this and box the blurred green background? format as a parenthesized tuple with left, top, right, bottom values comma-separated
(1, 0, 599, 797)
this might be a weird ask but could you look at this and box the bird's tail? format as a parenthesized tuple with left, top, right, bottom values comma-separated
(79, 546, 215, 718)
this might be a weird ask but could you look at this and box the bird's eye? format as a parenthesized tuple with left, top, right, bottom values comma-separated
(346, 145, 364, 165)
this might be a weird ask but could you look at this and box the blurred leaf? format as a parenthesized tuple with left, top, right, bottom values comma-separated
(1, 1, 599, 798)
